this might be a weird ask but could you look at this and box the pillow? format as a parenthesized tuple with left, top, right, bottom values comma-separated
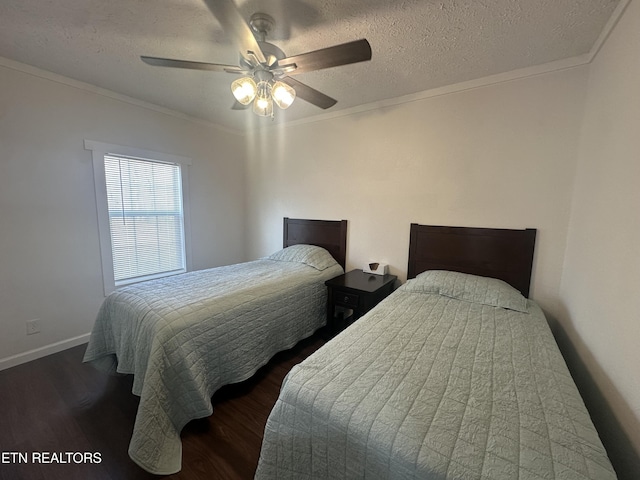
(403, 270, 529, 313)
(266, 244, 338, 271)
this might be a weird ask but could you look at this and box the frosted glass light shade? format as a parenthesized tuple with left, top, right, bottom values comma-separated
(231, 77, 257, 105)
(253, 97, 273, 117)
(253, 81, 273, 117)
(271, 81, 296, 109)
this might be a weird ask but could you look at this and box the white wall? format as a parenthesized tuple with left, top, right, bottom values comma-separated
(245, 66, 589, 317)
(0, 63, 246, 367)
(560, 0, 640, 476)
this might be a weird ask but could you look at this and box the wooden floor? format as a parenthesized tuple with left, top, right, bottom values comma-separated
(0, 333, 326, 480)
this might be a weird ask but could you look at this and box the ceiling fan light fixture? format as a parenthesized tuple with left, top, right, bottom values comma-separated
(252, 80, 274, 117)
(271, 81, 296, 109)
(231, 77, 257, 105)
(252, 97, 274, 117)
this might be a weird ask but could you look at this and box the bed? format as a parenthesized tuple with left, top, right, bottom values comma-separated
(255, 224, 616, 479)
(83, 217, 347, 475)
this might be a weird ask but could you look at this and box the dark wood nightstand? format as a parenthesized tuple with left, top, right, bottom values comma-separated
(325, 269, 397, 335)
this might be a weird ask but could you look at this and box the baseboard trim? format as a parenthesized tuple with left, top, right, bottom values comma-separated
(0, 334, 91, 371)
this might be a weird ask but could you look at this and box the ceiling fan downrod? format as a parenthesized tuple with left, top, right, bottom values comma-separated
(249, 12, 275, 43)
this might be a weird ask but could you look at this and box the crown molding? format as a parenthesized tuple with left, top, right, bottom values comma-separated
(586, 0, 631, 63)
(0, 55, 239, 136)
(254, 55, 591, 133)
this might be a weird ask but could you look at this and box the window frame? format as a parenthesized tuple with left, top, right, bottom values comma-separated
(86, 140, 193, 296)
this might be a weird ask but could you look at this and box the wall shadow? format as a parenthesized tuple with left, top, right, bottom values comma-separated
(546, 307, 640, 480)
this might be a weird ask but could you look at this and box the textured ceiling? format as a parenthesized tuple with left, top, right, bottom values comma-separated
(0, 0, 621, 132)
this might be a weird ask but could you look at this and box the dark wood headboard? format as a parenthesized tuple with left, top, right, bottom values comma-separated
(407, 224, 537, 297)
(283, 218, 348, 270)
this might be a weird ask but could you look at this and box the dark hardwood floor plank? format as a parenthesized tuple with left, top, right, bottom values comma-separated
(0, 332, 325, 480)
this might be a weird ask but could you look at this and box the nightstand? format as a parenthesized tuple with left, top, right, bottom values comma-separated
(325, 269, 397, 335)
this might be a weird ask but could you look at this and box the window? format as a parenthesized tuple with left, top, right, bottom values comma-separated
(104, 155, 186, 284)
(87, 141, 192, 294)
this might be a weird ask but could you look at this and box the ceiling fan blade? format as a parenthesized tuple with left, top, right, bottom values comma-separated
(202, 0, 267, 64)
(141, 56, 246, 73)
(281, 77, 337, 109)
(275, 39, 371, 75)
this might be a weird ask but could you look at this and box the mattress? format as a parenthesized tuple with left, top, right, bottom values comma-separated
(83, 245, 343, 474)
(256, 271, 616, 479)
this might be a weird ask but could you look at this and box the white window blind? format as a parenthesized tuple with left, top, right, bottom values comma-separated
(104, 155, 186, 285)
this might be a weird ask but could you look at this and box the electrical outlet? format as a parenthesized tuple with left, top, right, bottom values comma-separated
(26, 319, 40, 335)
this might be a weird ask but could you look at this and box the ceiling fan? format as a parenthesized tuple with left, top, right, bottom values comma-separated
(141, 0, 372, 117)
